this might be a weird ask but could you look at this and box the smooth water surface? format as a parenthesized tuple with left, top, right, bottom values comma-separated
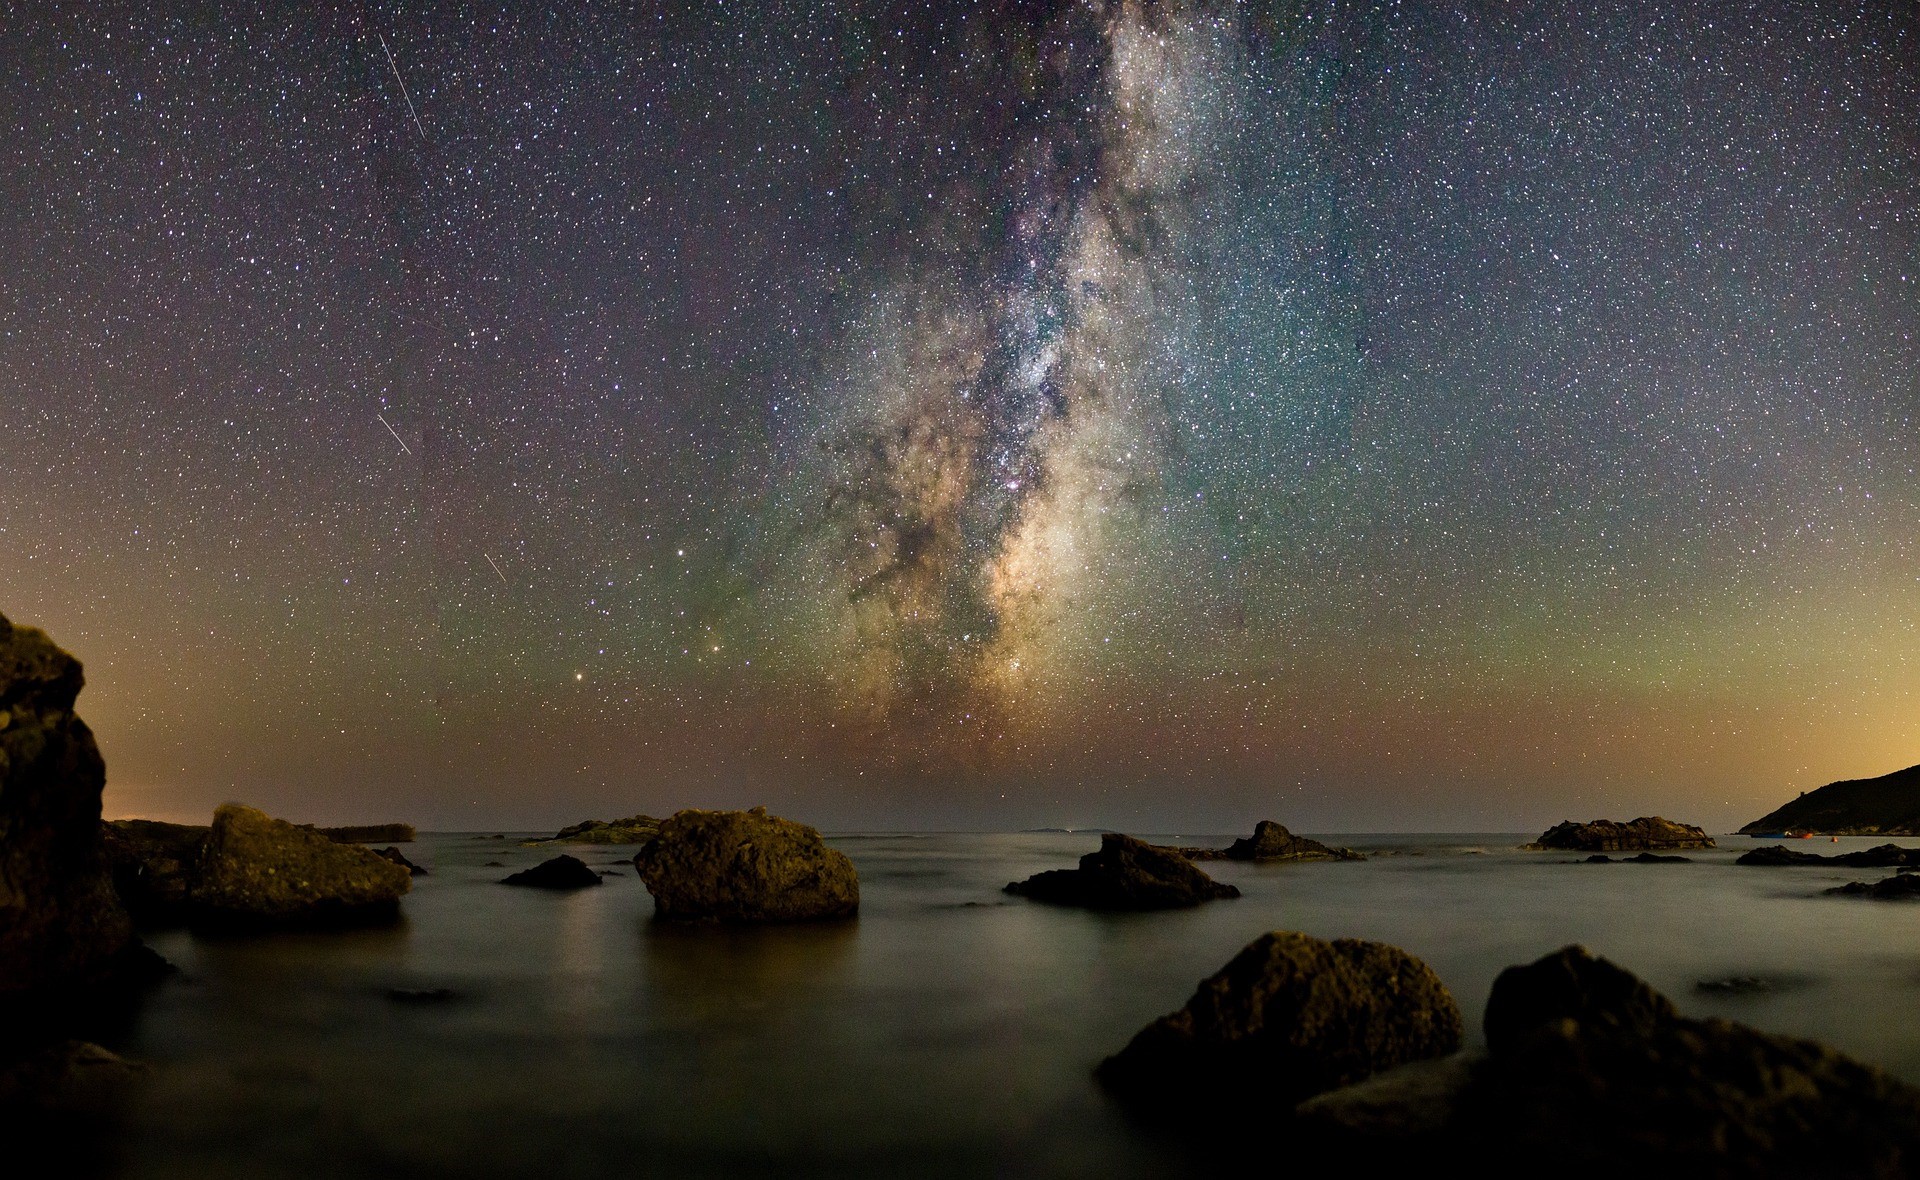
(97, 832, 1920, 1177)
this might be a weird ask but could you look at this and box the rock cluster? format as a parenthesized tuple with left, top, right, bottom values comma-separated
(1098, 931, 1461, 1109)
(1738, 843, 1920, 868)
(501, 854, 601, 889)
(1298, 945, 1920, 1175)
(1005, 833, 1240, 910)
(0, 613, 136, 1013)
(1159, 821, 1363, 863)
(1525, 817, 1714, 852)
(530, 815, 662, 845)
(633, 806, 858, 922)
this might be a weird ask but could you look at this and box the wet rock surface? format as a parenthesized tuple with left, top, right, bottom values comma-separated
(500, 854, 601, 889)
(1525, 817, 1715, 852)
(1159, 821, 1363, 863)
(633, 807, 858, 922)
(0, 612, 136, 1017)
(1099, 931, 1462, 1111)
(1005, 833, 1240, 910)
(192, 804, 412, 928)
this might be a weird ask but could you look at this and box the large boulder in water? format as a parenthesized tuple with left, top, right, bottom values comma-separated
(0, 613, 135, 1010)
(1301, 945, 1920, 1175)
(191, 804, 411, 927)
(1098, 931, 1462, 1110)
(632, 806, 857, 922)
(501, 854, 600, 889)
(1164, 820, 1363, 863)
(1524, 816, 1714, 852)
(1005, 833, 1240, 910)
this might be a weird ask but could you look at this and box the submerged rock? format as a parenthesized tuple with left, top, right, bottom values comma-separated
(374, 846, 427, 876)
(1300, 945, 1920, 1176)
(1695, 976, 1776, 997)
(1827, 874, 1920, 900)
(1005, 833, 1240, 910)
(500, 855, 601, 889)
(0, 612, 136, 1016)
(192, 804, 412, 927)
(529, 815, 662, 845)
(1738, 843, 1920, 868)
(1582, 852, 1691, 864)
(1161, 821, 1363, 863)
(318, 823, 415, 844)
(1525, 817, 1714, 852)
(1099, 931, 1462, 1110)
(386, 987, 457, 1004)
(633, 806, 858, 923)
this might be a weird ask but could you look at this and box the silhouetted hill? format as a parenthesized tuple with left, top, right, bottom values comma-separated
(1740, 764, 1920, 835)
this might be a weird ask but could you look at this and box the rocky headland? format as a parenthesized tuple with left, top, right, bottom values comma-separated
(1004, 833, 1240, 910)
(632, 806, 858, 922)
(1524, 816, 1715, 852)
(1740, 763, 1920, 836)
(1156, 820, 1363, 863)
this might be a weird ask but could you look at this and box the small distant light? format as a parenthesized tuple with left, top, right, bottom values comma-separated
(574, 673, 583, 681)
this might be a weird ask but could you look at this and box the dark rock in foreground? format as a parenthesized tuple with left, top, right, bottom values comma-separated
(1525, 816, 1714, 852)
(1299, 945, 1920, 1176)
(1099, 931, 1461, 1111)
(501, 855, 601, 889)
(1740, 763, 1920, 836)
(192, 804, 412, 927)
(102, 820, 207, 924)
(374, 846, 427, 876)
(1583, 852, 1691, 864)
(1005, 833, 1240, 910)
(319, 824, 416, 844)
(0, 612, 136, 1018)
(633, 807, 858, 922)
(1738, 842, 1920, 868)
(1826, 874, 1920, 900)
(529, 815, 661, 845)
(1160, 820, 1363, 863)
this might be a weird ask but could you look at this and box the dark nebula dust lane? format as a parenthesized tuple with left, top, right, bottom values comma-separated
(0, 1, 1913, 830)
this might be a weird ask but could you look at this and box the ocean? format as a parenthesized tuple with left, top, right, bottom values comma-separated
(93, 831, 1920, 1177)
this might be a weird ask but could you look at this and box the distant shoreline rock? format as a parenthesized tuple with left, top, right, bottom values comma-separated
(1583, 852, 1691, 864)
(1738, 843, 1920, 868)
(1524, 817, 1714, 852)
(1157, 820, 1363, 864)
(1005, 833, 1240, 910)
(1739, 763, 1920, 836)
(318, 824, 415, 845)
(526, 815, 661, 846)
(633, 807, 858, 923)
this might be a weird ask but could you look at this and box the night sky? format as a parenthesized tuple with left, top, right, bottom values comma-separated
(2, 1, 1914, 832)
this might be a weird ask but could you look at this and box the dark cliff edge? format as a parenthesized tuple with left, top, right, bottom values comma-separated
(1740, 764, 1920, 836)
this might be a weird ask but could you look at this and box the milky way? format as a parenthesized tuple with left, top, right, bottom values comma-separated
(1, 2, 1915, 830)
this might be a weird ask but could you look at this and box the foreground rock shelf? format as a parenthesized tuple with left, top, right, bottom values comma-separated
(1005, 833, 1240, 910)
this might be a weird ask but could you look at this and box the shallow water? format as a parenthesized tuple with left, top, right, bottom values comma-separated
(94, 832, 1920, 1177)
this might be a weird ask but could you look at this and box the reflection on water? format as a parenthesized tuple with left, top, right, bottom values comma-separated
(97, 832, 1920, 1177)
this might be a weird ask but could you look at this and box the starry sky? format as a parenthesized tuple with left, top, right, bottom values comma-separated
(2, 1, 1915, 832)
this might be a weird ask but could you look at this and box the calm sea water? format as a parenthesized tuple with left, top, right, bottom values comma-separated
(92, 831, 1920, 1177)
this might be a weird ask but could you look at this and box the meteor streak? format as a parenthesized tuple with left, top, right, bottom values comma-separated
(378, 33, 428, 141)
(377, 413, 412, 455)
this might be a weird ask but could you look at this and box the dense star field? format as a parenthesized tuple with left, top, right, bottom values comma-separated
(1, 1, 1914, 831)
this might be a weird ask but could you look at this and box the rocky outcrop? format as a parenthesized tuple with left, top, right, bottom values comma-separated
(500, 854, 600, 889)
(1160, 821, 1363, 863)
(1738, 843, 1920, 868)
(1525, 817, 1714, 852)
(1740, 763, 1920, 836)
(1583, 852, 1691, 864)
(1298, 945, 1920, 1175)
(632, 806, 858, 922)
(0, 613, 135, 1015)
(1827, 875, 1920, 900)
(374, 847, 426, 876)
(1099, 931, 1461, 1111)
(530, 814, 662, 845)
(101, 820, 207, 924)
(1005, 833, 1240, 910)
(318, 824, 415, 844)
(191, 804, 411, 927)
